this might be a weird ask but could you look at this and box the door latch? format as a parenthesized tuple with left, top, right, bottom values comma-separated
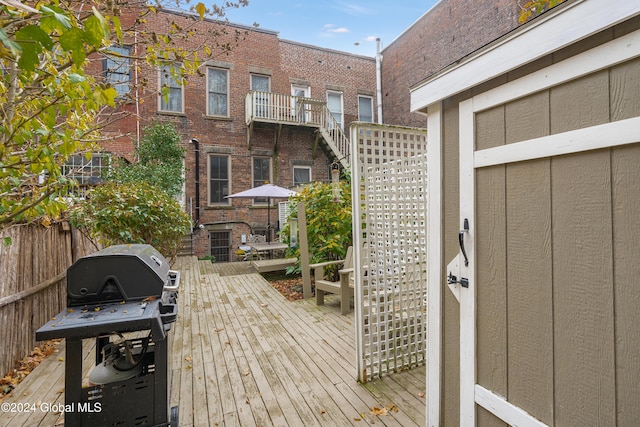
(447, 272, 469, 288)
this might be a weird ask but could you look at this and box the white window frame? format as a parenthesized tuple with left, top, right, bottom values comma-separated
(327, 90, 344, 130)
(293, 166, 312, 186)
(358, 94, 374, 123)
(104, 45, 131, 98)
(207, 67, 229, 117)
(159, 63, 184, 113)
(208, 154, 231, 205)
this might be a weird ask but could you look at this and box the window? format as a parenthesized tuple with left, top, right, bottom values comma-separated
(62, 153, 108, 185)
(358, 95, 374, 123)
(291, 84, 311, 122)
(251, 74, 270, 92)
(160, 64, 183, 113)
(293, 166, 311, 186)
(62, 153, 109, 197)
(251, 74, 270, 118)
(253, 157, 271, 204)
(207, 67, 228, 117)
(209, 231, 230, 262)
(327, 91, 344, 130)
(103, 46, 131, 97)
(209, 155, 230, 204)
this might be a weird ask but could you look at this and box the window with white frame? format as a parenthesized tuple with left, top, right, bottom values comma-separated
(209, 155, 230, 204)
(253, 157, 271, 204)
(103, 46, 131, 98)
(62, 153, 110, 197)
(251, 74, 270, 118)
(207, 67, 228, 117)
(159, 64, 183, 113)
(327, 90, 344, 129)
(358, 94, 374, 123)
(293, 166, 311, 186)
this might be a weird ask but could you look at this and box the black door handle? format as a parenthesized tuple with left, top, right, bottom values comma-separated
(459, 218, 469, 267)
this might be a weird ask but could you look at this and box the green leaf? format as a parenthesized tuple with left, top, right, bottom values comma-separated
(15, 25, 53, 50)
(112, 16, 123, 42)
(59, 27, 86, 64)
(68, 73, 85, 83)
(16, 41, 41, 71)
(39, 5, 72, 30)
(0, 27, 22, 56)
(3, 237, 11, 247)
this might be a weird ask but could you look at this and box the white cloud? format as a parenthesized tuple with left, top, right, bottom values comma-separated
(323, 23, 349, 34)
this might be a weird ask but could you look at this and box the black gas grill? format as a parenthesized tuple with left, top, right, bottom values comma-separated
(36, 244, 180, 427)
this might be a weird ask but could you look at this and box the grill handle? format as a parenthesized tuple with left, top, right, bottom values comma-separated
(164, 270, 181, 292)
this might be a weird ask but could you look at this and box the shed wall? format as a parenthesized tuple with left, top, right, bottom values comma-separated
(440, 20, 640, 426)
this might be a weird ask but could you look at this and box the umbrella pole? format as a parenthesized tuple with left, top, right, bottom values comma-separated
(267, 197, 271, 243)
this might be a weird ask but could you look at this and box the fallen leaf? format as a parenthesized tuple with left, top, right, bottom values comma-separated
(214, 327, 224, 333)
(354, 417, 362, 422)
(260, 303, 268, 307)
(371, 406, 388, 416)
(184, 356, 192, 362)
(418, 392, 425, 398)
(243, 371, 250, 376)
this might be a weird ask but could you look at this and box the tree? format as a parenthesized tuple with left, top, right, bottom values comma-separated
(518, 0, 567, 23)
(0, 0, 248, 226)
(108, 122, 185, 197)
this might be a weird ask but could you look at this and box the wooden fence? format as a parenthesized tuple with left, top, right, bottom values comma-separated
(0, 223, 98, 377)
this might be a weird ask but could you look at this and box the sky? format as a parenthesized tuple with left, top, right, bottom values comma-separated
(218, 0, 441, 57)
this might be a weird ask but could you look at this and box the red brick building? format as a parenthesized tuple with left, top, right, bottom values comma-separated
(93, 8, 377, 259)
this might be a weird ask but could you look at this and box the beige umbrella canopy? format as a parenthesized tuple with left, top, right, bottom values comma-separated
(225, 184, 297, 241)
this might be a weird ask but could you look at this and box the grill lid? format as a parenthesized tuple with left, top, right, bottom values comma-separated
(67, 244, 171, 306)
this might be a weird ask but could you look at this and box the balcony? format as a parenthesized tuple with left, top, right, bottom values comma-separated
(245, 91, 350, 168)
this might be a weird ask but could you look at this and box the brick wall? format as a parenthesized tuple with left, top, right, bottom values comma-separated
(94, 8, 376, 258)
(381, 0, 520, 127)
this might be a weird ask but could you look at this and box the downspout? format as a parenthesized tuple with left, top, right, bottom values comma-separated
(376, 38, 383, 124)
(190, 138, 201, 229)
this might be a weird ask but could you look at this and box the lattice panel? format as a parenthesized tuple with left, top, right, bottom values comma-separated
(350, 123, 428, 382)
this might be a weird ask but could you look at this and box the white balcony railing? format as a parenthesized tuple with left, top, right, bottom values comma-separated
(245, 91, 350, 168)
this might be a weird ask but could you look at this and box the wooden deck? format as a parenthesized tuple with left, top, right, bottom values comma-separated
(0, 257, 425, 426)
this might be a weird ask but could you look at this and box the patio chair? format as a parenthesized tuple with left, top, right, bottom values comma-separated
(309, 246, 354, 315)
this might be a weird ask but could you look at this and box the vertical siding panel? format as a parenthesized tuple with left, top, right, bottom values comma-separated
(505, 91, 550, 144)
(550, 71, 610, 134)
(551, 150, 615, 426)
(476, 106, 505, 150)
(505, 159, 554, 424)
(476, 165, 508, 427)
(611, 144, 640, 425)
(610, 58, 640, 122)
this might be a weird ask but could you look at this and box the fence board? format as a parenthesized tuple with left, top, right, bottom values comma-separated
(0, 223, 97, 377)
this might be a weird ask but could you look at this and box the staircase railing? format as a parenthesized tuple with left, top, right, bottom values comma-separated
(246, 91, 350, 168)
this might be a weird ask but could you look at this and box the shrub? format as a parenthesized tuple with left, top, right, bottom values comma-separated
(282, 179, 352, 276)
(70, 181, 191, 260)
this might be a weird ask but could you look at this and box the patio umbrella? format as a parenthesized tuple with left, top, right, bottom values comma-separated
(225, 184, 297, 242)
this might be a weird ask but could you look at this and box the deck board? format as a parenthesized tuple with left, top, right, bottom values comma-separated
(0, 257, 425, 426)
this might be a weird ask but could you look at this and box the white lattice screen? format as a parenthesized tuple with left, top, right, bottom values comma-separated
(350, 123, 428, 382)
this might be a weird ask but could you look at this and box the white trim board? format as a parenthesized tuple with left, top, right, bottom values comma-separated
(472, 29, 640, 112)
(475, 116, 640, 168)
(410, 0, 640, 112)
(426, 103, 442, 427)
(475, 385, 548, 427)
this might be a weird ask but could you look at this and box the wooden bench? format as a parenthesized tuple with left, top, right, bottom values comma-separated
(309, 247, 354, 315)
(251, 257, 297, 273)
